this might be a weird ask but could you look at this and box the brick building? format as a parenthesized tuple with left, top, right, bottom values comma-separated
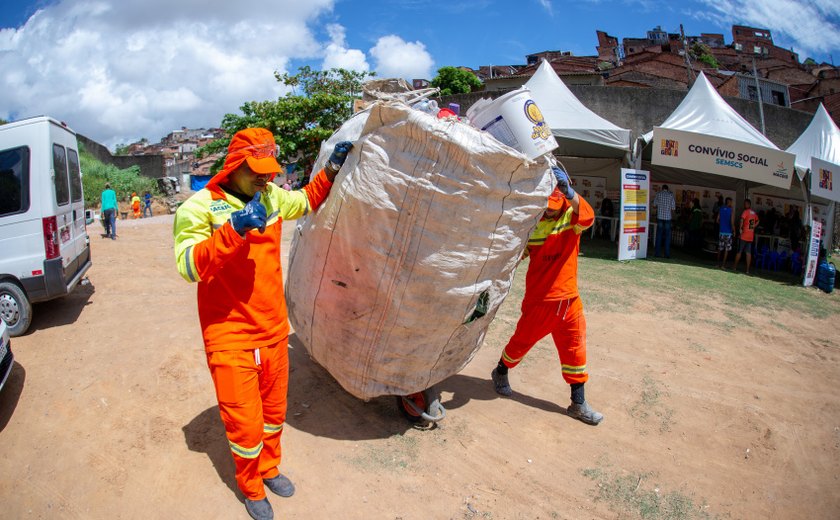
(731, 25, 799, 64)
(596, 30, 621, 66)
(717, 73, 790, 107)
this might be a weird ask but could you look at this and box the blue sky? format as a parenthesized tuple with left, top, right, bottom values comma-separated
(1, 0, 837, 148)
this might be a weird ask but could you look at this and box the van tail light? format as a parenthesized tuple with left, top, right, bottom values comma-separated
(42, 216, 60, 259)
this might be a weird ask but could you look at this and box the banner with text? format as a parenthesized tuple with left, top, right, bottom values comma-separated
(651, 127, 795, 190)
(810, 157, 840, 203)
(803, 219, 823, 287)
(618, 168, 650, 261)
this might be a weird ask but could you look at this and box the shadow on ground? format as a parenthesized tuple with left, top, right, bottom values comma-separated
(25, 280, 95, 335)
(0, 361, 26, 433)
(437, 372, 567, 416)
(284, 333, 571, 438)
(182, 406, 241, 501)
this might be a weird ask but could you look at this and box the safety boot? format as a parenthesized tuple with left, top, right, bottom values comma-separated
(567, 401, 604, 425)
(491, 368, 513, 397)
(245, 497, 273, 520)
(264, 474, 295, 497)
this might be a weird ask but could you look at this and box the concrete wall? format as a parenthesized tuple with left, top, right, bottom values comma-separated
(77, 134, 165, 179)
(440, 84, 813, 149)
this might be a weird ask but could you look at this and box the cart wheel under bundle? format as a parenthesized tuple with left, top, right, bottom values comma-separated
(396, 387, 446, 426)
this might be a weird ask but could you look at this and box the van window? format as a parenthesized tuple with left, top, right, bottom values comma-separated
(68, 148, 82, 202)
(53, 143, 69, 206)
(0, 146, 31, 216)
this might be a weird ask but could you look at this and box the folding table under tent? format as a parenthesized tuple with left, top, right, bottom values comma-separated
(785, 104, 840, 249)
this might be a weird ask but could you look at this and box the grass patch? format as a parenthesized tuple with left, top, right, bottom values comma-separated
(582, 466, 718, 520)
(576, 238, 840, 322)
(344, 432, 418, 472)
(628, 376, 674, 433)
(688, 342, 707, 353)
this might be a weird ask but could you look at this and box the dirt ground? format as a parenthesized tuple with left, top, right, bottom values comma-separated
(1, 213, 838, 520)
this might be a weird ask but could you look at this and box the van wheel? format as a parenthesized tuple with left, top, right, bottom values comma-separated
(0, 282, 32, 337)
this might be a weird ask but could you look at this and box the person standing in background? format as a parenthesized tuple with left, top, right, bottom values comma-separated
(131, 192, 142, 219)
(101, 183, 117, 240)
(687, 198, 703, 252)
(716, 197, 734, 269)
(652, 185, 676, 258)
(143, 191, 153, 218)
(732, 199, 759, 274)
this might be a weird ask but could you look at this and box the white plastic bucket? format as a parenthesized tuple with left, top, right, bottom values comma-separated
(466, 87, 558, 160)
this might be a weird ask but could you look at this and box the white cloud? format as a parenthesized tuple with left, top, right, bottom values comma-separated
(0, 0, 335, 148)
(321, 23, 370, 72)
(370, 35, 434, 81)
(537, 0, 553, 15)
(694, 0, 840, 58)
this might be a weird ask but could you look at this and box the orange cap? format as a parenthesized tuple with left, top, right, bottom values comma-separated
(547, 187, 564, 210)
(228, 128, 281, 174)
(205, 128, 281, 198)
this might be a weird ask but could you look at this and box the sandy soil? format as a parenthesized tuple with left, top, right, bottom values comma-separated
(1, 213, 838, 520)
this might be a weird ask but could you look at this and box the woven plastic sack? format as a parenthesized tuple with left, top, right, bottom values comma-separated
(286, 101, 554, 400)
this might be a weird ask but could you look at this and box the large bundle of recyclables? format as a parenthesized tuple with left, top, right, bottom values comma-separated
(286, 95, 554, 400)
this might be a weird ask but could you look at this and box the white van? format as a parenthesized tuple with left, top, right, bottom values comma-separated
(0, 116, 91, 336)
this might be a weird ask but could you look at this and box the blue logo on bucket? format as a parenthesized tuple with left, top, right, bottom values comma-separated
(524, 100, 551, 141)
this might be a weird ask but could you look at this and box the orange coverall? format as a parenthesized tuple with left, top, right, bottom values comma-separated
(131, 194, 141, 218)
(500, 194, 594, 384)
(174, 152, 333, 500)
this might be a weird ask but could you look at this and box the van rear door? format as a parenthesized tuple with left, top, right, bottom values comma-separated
(51, 142, 75, 269)
(49, 121, 89, 282)
(66, 146, 87, 261)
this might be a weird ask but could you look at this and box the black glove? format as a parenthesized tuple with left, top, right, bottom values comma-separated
(230, 191, 267, 235)
(328, 141, 354, 170)
(552, 166, 575, 200)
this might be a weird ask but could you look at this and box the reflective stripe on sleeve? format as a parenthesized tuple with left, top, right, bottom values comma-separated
(573, 223, 590, 235)
(183, 245, 197, 282)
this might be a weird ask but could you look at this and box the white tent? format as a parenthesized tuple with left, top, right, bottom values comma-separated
(786, 104, 840, 178)
(639, 72, 795, 192)
(641, 73, 778, 148)
(785, 104, 839, 249)
(525, 59, 631, 159)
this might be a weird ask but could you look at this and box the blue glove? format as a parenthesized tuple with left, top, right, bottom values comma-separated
(552, 166, 575, 200)
(230, 191, 267, 235)
(328, 141, 354, 169)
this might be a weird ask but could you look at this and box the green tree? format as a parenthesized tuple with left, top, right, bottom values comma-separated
(690, 43, 719, 69)
(197, 66, 374, 175)
(114, 143, 130, 155)
(430, 66, 482, 96)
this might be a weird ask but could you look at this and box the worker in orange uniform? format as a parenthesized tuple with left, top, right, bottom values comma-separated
(131, 192, 142, 218)
(491, 165, 604, 426)
(174, 128, 353, 520)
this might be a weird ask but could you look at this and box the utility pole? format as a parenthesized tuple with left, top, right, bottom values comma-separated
(752, 56, 766, 135)
(680, 24, 695, 86)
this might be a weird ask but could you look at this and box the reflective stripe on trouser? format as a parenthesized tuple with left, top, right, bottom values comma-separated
(206, 337, 289, 500)
(500, 297, 589, 385)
